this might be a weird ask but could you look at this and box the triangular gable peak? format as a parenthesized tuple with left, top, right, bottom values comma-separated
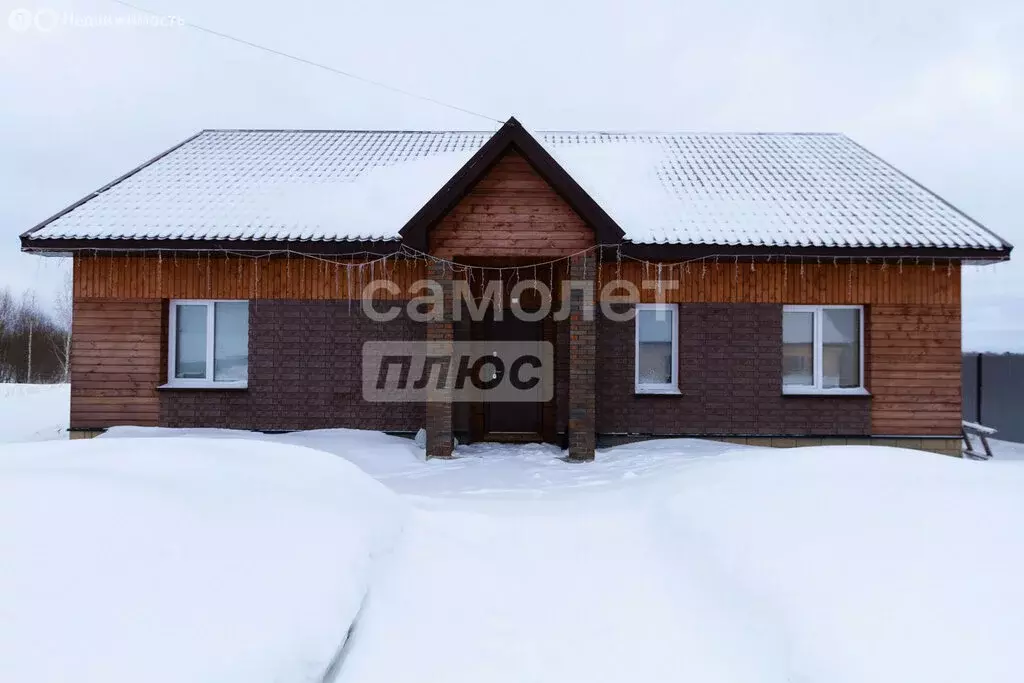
(399, 117, 625, 255)
(428, 149, 594, 258)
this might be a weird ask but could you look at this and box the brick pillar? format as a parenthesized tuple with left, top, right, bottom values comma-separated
(567, 253, 596, 461)
(425, 262, 454, 459)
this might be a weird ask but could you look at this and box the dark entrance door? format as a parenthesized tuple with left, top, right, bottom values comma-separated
(482, 314, 544, 440)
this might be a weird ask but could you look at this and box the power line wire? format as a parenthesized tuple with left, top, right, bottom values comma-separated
(107, 0, 504, 124)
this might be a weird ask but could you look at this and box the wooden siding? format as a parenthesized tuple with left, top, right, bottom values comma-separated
(75, 257, 960, 306)
(869, 304, 962, 435)
(429, 150, 595, 258)
(600, 261, 960, 305)
(74, 255, 427, 300)
(70, 300, 163, 429)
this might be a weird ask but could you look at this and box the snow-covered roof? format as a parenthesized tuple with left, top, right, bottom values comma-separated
(24, 127, 1009, 251)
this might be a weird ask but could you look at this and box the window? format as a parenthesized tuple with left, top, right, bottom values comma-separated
(167, 300, 249, 387)
(782, 305, 864, 394)
(635, 304, 678, 394)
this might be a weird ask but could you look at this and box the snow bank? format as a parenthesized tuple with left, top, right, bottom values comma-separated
(0, 383, 69, 442)
(661, 446, 1024, 683)
(0, 437, 407, 683)
(102, 426, 430, 482)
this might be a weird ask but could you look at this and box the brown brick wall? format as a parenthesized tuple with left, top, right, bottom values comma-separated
(596, 304, 872, 436)
(567, 254, 597, 459)
(424, 263, 455, 458)
(429, 150, 595, 258)
(159, 300, 424, 432)
(555, 318, 570, 438)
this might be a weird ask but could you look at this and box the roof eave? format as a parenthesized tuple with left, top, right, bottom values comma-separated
(620, 242, 1011, 264)
(19, 131, 208, 244)
(20, 236, 404, 257)
(22, 234, 1011, 265)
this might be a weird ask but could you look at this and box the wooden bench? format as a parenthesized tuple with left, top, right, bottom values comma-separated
(962, 420, 997, 460)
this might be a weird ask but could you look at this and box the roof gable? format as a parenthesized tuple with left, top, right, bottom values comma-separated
(428, 149, 596, 258)
(399, 117, 624, 250)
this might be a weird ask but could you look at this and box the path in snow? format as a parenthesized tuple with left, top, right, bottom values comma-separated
(333, 444, 792, 683)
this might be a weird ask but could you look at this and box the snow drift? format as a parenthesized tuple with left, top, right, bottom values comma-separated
(0, 437, 407, 683)
(0, 383, 68, 442)
(662, 445, 1024, 683)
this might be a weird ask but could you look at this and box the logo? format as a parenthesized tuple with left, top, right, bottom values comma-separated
(363, 341, 554, 403)
(6, 7, 184, 32)
(7, 8, 33, 32)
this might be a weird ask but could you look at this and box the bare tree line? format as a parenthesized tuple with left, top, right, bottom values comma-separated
(0, 275, 71, 384)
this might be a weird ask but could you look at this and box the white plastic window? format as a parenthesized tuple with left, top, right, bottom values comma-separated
(783, 305, 864, 394)
(168, 300, 249, 387)
(635, 304, 679, 394)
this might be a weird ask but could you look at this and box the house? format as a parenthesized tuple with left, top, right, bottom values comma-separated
(20, 117, 1011, 460)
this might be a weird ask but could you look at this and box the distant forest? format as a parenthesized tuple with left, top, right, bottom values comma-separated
(0, 282, 71, 383)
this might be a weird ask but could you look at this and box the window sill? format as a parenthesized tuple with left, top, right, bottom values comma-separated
(158, 382, 249, 391)
(634, 386, 682, 396)
(782, 387, 870, 397)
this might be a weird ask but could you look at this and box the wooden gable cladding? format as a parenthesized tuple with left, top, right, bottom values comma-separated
(868, 305, 962, 435)
(74, 254, 428, 300)
(71, 299, 164, 428)
(600, 261, 960, 305)
(428, 151, 596, 258)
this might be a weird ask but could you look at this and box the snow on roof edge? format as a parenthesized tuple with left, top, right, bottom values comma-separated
(837, 133, 1014, 252)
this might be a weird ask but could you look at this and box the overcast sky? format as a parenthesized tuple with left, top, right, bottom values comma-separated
(1, 0, 1021, 349)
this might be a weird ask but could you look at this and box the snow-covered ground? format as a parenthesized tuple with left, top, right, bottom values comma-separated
(988, 437, 1024, 460)
(3, 396, 1024, 682)
(662, 446, 1024, 683)
(0, 383, 69, 442)
(0, 436, 406, 683)
(100, 428, 1024, 681)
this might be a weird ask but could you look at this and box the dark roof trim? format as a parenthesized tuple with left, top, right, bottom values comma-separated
(619, 242, 1011, 264)
(19, 130, 207, 241)
(398, 116, 626, 250)
(23, 236, 1009, 265)
(20, 237, 402, 258)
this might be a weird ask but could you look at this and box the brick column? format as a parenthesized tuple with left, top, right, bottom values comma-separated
(567, 253, 596, 461)
(425, 262, 454, 459)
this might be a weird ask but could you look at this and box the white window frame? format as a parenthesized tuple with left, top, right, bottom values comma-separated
(782, 304, 867, 396)
(634, 303, 680, 395)
(165, 299, 248, 389)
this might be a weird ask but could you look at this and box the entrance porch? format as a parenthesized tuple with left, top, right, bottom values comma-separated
(424, 256, 597, 460)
